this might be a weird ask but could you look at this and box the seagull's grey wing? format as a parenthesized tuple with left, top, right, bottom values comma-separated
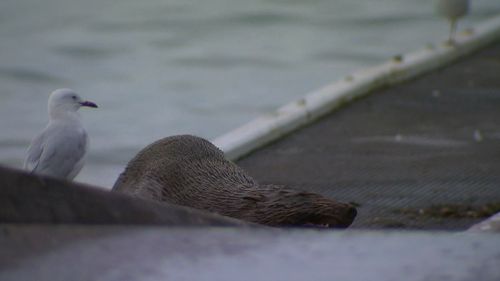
(24, 131, 46, 172)
(32, 126, 88, 179)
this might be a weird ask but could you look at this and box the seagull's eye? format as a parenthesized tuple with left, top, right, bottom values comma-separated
(72, 95, 77, 100)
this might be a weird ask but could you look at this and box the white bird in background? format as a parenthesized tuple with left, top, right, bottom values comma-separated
(24, 89, 98, 180)
(435, 0, 470, 43)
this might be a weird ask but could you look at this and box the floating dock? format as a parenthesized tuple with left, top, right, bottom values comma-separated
(237, 38, 500, 230)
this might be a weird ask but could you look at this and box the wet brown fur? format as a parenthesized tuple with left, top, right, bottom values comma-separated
(113, 135, 356, 228)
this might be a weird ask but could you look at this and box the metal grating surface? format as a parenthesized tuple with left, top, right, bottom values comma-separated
(238, 40, 500, 230)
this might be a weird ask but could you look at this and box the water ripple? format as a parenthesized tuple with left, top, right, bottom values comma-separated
(172, 55, 289, 69)
(0, 68, 65, 84)
(54, 45, 125, 59)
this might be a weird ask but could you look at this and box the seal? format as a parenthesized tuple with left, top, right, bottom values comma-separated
(113, 135, 357, 228)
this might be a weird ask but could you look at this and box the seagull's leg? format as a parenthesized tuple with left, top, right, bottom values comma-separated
(448, 18, 457, 43)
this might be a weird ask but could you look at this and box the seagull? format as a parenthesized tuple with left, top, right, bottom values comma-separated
(24, 89, 98, 180)
(435, 0, 470, 43)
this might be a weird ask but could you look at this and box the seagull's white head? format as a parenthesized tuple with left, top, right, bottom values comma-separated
(48, 88, 97, 119)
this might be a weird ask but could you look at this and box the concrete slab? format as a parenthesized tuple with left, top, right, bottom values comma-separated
(1, 225, 499, 281)
(468, 212, 500, 232)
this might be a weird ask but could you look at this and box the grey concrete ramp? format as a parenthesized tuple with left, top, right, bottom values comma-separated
(1, 225, 499, 281)
(238, 41, 500, 230)
(0, 166, 246, 226)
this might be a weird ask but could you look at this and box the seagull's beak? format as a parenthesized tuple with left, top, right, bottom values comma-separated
(80, 101, 98, 108)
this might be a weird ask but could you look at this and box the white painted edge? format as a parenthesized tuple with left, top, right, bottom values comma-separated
(467, 212, 500, 233)
(213, 15, 500, 161)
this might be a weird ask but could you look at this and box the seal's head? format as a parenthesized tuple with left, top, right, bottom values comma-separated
(245, 186, 357, 228)
(293, 200, 357, 229)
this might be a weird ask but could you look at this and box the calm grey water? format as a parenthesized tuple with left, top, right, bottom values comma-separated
(1, 0, 499, 188)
